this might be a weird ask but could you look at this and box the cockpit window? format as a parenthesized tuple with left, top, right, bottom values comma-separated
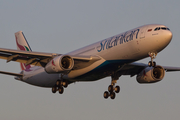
(161, 27, 167, 30)
(154, 27, 160, 31)
(154, 28, 158, 31)
(154, 27, 170, 31)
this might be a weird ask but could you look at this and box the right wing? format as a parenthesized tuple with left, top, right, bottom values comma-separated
(120, 62, 180, 77)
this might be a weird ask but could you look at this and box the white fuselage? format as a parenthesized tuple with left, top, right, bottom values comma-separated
(19, 24, 172, 87)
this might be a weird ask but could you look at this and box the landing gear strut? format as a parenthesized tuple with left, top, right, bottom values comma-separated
(148, 52, 157, 67)
(104, 74, 121, 99)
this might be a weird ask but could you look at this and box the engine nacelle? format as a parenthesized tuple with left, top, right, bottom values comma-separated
(45, 55, 74, 74)
(136, 65, 165, 83)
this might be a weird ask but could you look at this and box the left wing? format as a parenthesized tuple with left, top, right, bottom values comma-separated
(121, 62, 180, 77)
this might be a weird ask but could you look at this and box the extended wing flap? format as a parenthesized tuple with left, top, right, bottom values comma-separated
(70, 55, 101, 70)
(71, 55, 101, 61)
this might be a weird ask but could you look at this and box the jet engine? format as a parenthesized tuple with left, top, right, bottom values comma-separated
(136, 65, 165, 83)
(45, 55, 74, 74)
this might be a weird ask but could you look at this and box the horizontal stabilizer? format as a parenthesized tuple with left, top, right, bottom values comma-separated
(0, 70, 23, 77)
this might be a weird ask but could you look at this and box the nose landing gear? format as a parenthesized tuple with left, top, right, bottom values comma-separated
(148, 52, 157, 67)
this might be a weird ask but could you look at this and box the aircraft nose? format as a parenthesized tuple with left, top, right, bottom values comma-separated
(155, 29, 173, 52)
(165, 30, 173, 41)
(160, 30, 173, 50)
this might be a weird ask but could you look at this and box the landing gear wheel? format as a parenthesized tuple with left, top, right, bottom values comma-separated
(108, 85, 113, 93)
(62, 81, 68, 88)
(115, 86, 120, 93)
(148, 61, 156, 67)
(52, 87, 57, 93)
(58, 87, 64, 94)
(148, 52, 157, 67)
(103, 91, 109, 99)
(110, 92, 116, 99)
(56, 80, 62, 86)
(153, 61, 156, 67)
(148, 61, 152, 67)
(104, 74, 121, 99)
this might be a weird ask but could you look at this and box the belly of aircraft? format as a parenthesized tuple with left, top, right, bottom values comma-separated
(71, 59, 135, 81)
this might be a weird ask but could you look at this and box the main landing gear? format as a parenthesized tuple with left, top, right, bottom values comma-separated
(148, 52, 157, 67)
(104, 75, 120, 100)
(51, 78, 69, 94)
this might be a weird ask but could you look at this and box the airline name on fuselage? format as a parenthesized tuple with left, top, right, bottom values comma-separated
(97, 29, 140, 52)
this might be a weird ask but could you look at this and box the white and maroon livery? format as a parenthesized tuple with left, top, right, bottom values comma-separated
(0, 24, 179, 99)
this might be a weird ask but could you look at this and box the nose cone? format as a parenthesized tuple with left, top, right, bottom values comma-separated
(165, 30, 173, 42)
(157, 30, 173, 52)
(163, 30, 173, 46)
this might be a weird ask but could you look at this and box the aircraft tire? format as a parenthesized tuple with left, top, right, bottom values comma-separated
(104, 91, 109, 99)
(63, 81, 68, 88)
(108, 85, 113, 93)
(110, 92, 116, 99)
(56, 80, 61, 86)
(59, 87, 64, 94)
(153, 61, 156, 67)
(115, 86, 120, 93)
(148, 61, 152, 67)
(52, 87, 57, 93)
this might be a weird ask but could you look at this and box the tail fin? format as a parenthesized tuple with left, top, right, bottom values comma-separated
(15, 31, 33, 71)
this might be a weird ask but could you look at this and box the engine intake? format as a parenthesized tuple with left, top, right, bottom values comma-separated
(45, 55, 74, 74)
(136, 65, 165, 83)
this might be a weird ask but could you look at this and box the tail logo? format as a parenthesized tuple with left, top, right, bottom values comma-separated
(16, 36, 32, 71)
(16, 36, 30, 51)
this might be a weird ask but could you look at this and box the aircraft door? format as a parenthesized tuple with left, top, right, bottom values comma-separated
(131, 26, 148, 56)
(139, 26, 148, 39)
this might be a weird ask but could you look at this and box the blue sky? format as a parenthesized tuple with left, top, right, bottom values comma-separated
(0, 0, 180, 120)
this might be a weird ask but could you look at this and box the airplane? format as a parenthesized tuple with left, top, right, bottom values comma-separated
(0, 24, 180, 100)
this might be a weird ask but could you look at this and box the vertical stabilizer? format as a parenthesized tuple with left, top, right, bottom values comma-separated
(15, 31, 33, 71)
